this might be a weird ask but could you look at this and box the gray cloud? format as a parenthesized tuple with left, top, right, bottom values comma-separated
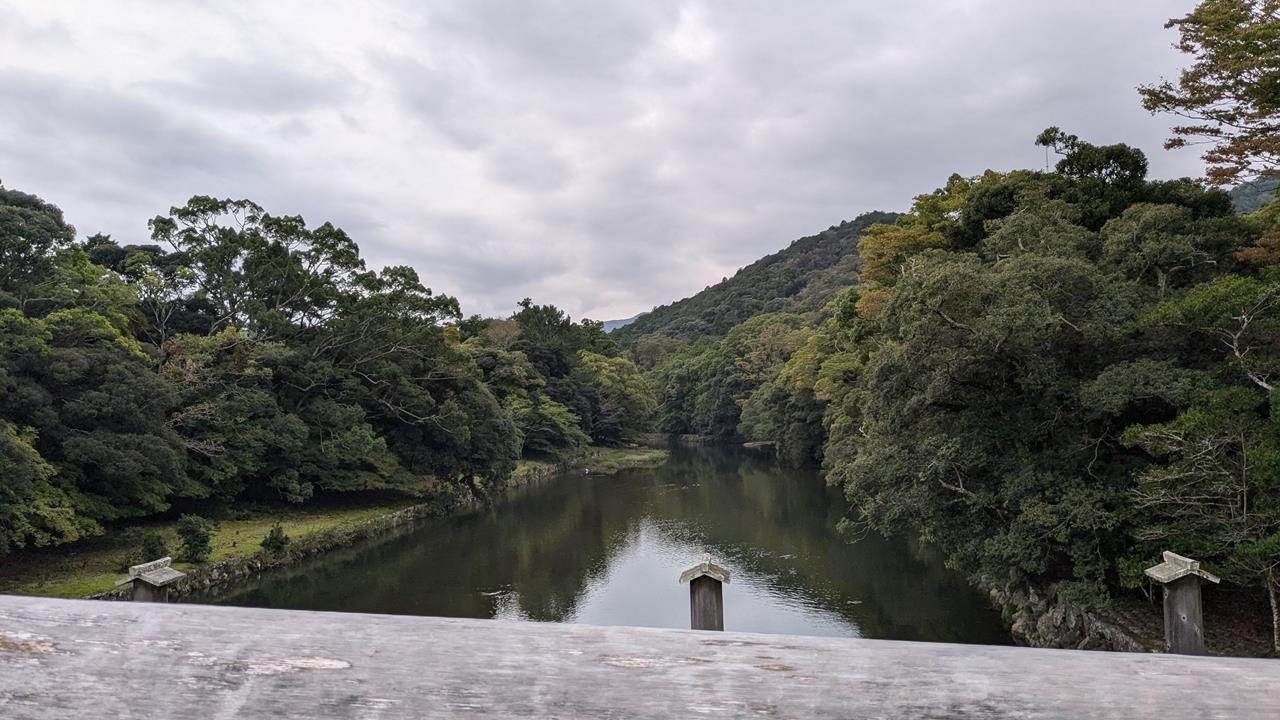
(0, 0, 1206, 320)
(0, 70, 261, 239)
(146, 55, 357, 114)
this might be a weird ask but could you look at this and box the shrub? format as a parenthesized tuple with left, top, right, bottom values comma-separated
(175, 515, 213, 563)
(116, 530, 170, 571)
(139, 531, 169, 562)
(261, 524, 290, 557)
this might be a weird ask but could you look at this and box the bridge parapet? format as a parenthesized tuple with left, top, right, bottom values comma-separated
(0, 595, 1276, 719)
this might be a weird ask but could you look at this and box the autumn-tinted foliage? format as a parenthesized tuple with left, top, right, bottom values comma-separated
(1139, 0, 1280, 185)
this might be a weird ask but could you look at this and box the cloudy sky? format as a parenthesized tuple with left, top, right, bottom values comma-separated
(1, 1, 1203, 320)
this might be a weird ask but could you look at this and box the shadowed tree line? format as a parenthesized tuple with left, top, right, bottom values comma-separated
(0, 192, 654, 559)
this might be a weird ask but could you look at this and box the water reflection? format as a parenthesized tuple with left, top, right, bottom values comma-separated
(213, 446, 1010, 644)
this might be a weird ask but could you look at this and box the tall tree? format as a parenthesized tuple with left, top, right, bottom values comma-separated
(0, 185, 75, 303)
(1140, 1, 1280, 184)
(148, 197, 364, 337)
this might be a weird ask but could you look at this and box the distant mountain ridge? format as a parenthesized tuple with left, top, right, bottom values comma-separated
(601, 313, 646, 333)
(614, 211, 897, 342)
(1229, 177, 1279, 213)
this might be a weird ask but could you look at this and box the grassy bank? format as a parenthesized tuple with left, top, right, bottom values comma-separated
(0, 446, 669, 600)
(572, 446, 670, 475)
(510, 446, 669, 482)
(0, 498, 419, 599)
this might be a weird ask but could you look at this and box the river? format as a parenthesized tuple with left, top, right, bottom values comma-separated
(214, 446, 1010, 644)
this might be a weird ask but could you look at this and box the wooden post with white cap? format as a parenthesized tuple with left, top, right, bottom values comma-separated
(1144, 551, 1220, 655)
(679, 553, 730, 631)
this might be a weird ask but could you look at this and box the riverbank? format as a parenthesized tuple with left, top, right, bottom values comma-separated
(0, 446, 668, 601)
(181, 445, 1012, 643)
(988, 578, 1276, 658)
(0, 500, 421, 599)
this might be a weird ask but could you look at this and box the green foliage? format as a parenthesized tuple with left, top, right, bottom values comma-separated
(139, 532, 169, 563)
(632, 125, 1280, 644)
(1, 302, 190, 526)
(261, 523, 290, 557)
(839, 249, 1142, 588)
(1139, 0, 1280, 184)
(1230, 177, 1280, 213)
(0, 185, 75, 301)
(824, 137, 1266, 599)
(148, 197, 366, 337)
(506, 394, 590, 457)
(115, 530, 170, 572)
(1119, 386, 1280, 603)
(176, 514, 213, 563)
(0, 189, 585, 559)
(463, 299, 654, 452)
(646, 314, 810, 440)
(0, 420, 89, 555)
(615, 212, 897, 342)
(573, 351, 656, 445)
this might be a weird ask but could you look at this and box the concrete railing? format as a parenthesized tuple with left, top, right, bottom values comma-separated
(1, 595, 1276, 719)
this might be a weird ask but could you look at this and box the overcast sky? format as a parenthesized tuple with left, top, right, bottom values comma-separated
(0, 1, 1203, 320)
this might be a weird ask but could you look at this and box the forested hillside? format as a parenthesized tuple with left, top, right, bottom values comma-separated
(629, 127, 1280, 649)
(612, 210, 895, 447)
(620, 1, 1280, 651)
(3, 0, 1277, 655)
(0, 191, 653, 558)
(614, 211, 897, 343)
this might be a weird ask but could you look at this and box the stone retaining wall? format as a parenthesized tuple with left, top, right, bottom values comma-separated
(989, 582, 1161, 652)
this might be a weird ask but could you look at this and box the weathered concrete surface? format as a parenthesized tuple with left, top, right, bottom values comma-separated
(1, 595, 1277, 719)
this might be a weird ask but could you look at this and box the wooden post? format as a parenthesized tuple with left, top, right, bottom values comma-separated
(1144, 551, 1220, 655)
(689, 576, 724, 631)
(679, 553, 729, 631)
(115, 557, 186, 603)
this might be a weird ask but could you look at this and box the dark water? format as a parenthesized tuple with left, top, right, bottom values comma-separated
(215, 447, 1010, 644)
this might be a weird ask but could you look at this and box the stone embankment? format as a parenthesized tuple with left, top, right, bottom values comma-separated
(991, 583, 1159, 652)
(992, 580, 1275, 657)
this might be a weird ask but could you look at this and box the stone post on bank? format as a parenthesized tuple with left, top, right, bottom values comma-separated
(116, 557, 186, 603)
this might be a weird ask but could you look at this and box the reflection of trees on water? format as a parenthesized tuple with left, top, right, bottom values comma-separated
(636, 447, 1009, 644)
(218, 446, 1008, 645)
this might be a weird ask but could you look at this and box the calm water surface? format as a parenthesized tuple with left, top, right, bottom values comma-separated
(215, 447, 1009, 644)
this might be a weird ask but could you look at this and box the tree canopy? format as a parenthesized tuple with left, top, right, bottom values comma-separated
(0, 189, 653, 558)
(624, 127, 1280, 651)
(1139, 0, 1280, 184)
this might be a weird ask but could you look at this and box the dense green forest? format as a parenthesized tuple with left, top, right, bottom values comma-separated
(0, 192, 654, 558)
(622, 133, 1280, 647)
(614, 1, 1280, 650)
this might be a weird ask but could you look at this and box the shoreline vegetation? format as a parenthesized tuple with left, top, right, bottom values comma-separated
(0, 446, 667, 601)
(3, 1, 1278, 659)
(619, 136, 1280, 654)
(0, 183, 665, 610)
